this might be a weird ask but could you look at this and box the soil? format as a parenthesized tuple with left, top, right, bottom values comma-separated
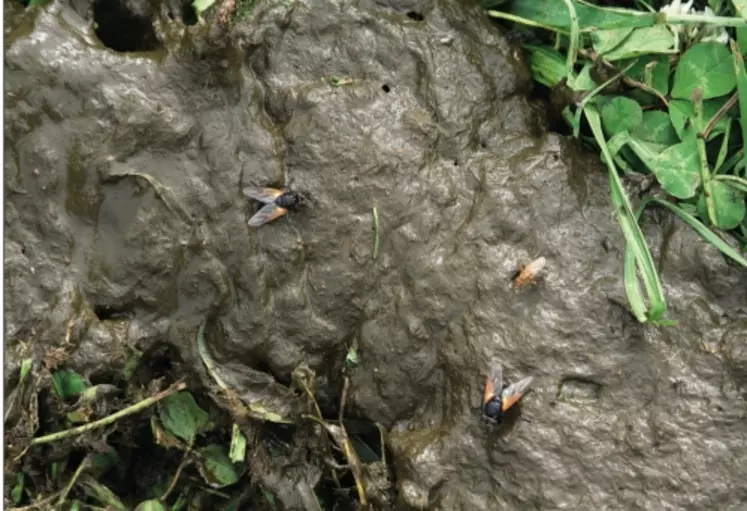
(4, 0, 747, 509)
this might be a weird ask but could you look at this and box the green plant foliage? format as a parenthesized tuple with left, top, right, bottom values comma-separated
(198, 444, 240, 488)
(157, 391, 212, 446)
(52, 369, 88, 401)
(485, 0, 747, 323)
(229, 424, 247, 463)
(672, 42, 737, 99)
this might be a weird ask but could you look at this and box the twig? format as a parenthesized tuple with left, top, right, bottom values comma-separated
(702, 91, 738, 140)
(28, 381, 187, 447)
(7, 491, 62, 511)
(339, 376, 349, 424)
(578, 49, 669, 107)
(161, 448, 192, 502)
(337, 376, 367, 506)
(371, 206, 380, 260)
(57, 455, 90, 506)
(295, 373, 342, 488)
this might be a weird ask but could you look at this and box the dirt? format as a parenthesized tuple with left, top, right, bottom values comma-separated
(4, 0, 747, 509)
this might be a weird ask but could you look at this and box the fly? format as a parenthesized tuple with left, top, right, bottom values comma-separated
(482, 358, 534, 425)
(242, 186, 301, 228)
(511, 256, 546, 290)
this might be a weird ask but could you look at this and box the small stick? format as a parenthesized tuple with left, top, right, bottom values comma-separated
(7, 491, 62, 511)
(577, 48, 669, 107)
(702, 91, 738, 140)
(28, 381, 186, 447)
(372, 206, 380, 260)
(161, 448, 192, 502)
(57, 455, 90, 506)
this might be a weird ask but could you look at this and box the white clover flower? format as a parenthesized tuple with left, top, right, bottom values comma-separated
(660, 0, 729, 50)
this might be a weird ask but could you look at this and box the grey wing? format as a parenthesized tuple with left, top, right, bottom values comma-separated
(489, 358, 503, 390)
(501, 375, 534, 403)
(248, 203, 288, 227)
(243, 186, 282, 204)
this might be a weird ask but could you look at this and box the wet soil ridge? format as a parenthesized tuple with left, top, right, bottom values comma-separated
(5, 0, 747, 509)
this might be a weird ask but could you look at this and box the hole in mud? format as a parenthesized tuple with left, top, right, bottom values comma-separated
(93, 0, 161, 53)
(558, 376, 603, 402)
(181, 1, 198, 25)
(93, 304, 132, 320)
(406, 11, 424, 21)
(382, 84, 391, 93)
(131, 343, 180, 384)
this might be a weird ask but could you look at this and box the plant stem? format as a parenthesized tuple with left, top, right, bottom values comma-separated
(692, 88, 718, 226)
(162, 447, 192, 502)
(29, 381, 187, 447)
(8, 492, 62, 511)
(57, 455, 90, 506)
(663, 13, 747, 28)
(561, 0, 579, 73)
(702, 92, 738, 140)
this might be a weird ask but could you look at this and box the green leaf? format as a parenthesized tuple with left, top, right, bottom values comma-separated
(134, 500, 168, 511)
(158, 391, 212, 445)
(345, 346, 360, 367)
(591, 27, 634, 55)
(633, 111, 679, 144)
(710, 180, 747, 229)
(624, 55, 670, 95)
(229, 424, 247, 463)
(78, 475, 127, 510)
(19, 358, 33, 383)
(672, 42, 737, 100)
(668, 98, 734, 140)
(490, 0, 657, 32)
(199, 444, 240, 488)
(601, 96, 643, 136)
(732, 40, 747, 179)
(599, 25, 675, 61)
(569, 62, 598, 91)
(11, 472, 25, 504)
(733, 0, 747, 21)
(652, 137, 702, 199)
(193, 0, 216, 15)
(524, 44, 568, 88)
(52, 369, 88, 400)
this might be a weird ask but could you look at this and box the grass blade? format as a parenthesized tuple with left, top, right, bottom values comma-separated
(584, 103, 667, 322)
(636, 197, 747, 266)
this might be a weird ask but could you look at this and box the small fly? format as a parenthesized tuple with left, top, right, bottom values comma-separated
(511, 256, 547, 290)
(482, 358, 534, 425)
(242, 186, 301, 228)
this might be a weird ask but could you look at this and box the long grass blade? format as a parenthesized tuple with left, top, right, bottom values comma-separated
(636, 197, 747, 267)
(584, 104, 667, 322)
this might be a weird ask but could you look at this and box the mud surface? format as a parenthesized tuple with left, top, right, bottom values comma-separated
(5, 0, 747, 509)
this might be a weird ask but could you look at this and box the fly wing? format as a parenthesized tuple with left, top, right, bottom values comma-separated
(243, 186, 284, 204)
(248, 203, 288, 227)
(500, 375, 534, 412)
(483, 359, 503, 405)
